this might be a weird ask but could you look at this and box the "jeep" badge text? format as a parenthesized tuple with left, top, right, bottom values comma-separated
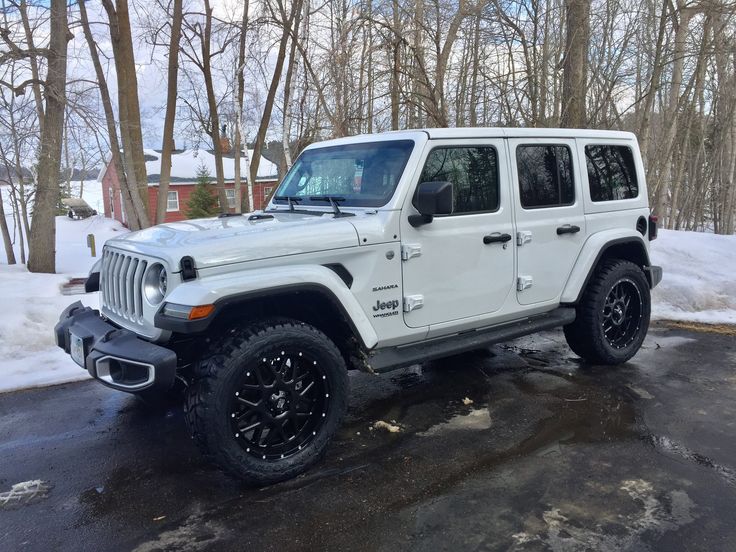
(372, 299, 400, 318)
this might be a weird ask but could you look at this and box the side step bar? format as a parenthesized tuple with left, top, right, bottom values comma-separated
(368, 307, 576, 373)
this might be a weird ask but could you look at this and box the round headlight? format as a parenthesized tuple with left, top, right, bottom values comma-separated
(143, 263, 167, 305)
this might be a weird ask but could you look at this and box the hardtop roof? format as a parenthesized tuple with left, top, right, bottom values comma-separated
(307, 127, 637, 150)
(395, 127, 636, 140)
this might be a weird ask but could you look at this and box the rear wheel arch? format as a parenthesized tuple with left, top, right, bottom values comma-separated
(566, 237, 652, 305)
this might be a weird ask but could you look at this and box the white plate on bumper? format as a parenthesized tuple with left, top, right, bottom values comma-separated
(70, 332, 86, 367)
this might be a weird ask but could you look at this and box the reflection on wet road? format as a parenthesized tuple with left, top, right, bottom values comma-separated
(1, 323, 735, 551)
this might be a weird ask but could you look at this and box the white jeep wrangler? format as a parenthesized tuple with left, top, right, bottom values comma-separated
(56, 128, 662, 485)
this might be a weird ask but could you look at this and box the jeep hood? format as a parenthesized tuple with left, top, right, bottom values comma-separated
(106, 212, 360, 270)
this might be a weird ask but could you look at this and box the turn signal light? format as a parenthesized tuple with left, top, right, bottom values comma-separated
(188, 304, 215, 320)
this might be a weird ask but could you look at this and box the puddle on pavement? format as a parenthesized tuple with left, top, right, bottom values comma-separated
(75, 336, 649, 524)
(644, 433, 736, 488)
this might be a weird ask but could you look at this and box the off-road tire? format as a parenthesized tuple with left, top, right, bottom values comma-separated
(564, 259, 651, 365)
(184, 319, 349, 486)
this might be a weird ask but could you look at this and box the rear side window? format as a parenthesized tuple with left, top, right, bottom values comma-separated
(419, 146, 499, 214)
(585, 145, 639, 201)
(516, 145, 575, 208)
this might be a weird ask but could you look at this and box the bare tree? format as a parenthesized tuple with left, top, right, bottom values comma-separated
(23, 0, 69, 273)
(79, 0, 148, 231)
(561, 0, 591, 127)
(232, 0, 251, 213)
(251, 0, 304, 193)
(101, 0, 151, 227)
(180, 0, 234, 211)
(156, 0, 184, 224)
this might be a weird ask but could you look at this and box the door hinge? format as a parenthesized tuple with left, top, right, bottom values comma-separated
(401, 243, 422, 261)
(517, 231, 533, 246)
(517, 276, 533, 291)
(403, 294, 424, 312)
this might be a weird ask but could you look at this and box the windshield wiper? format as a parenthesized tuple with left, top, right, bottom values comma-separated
(274, 195, 303, 211)
(309, 196, 354, 217)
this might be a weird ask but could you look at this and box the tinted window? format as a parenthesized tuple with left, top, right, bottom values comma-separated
(274, 140, 414, 208)
(419, 147, 499, 214)
(517, 145, 575, 208)
(585, 145, 639, 201)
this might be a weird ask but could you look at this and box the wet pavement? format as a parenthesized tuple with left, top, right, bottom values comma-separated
(1, 322, 736, 551)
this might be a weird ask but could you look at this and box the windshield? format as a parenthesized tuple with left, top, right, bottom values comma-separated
(272, 140, 414, 208)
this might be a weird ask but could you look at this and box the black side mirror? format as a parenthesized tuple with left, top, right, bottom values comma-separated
(409, 181, 453, 227)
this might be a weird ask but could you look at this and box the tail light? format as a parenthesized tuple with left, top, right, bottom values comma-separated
(648, 215, 658, 241)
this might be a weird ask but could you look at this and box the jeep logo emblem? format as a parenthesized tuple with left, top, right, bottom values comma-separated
(373, 299, 399, 312)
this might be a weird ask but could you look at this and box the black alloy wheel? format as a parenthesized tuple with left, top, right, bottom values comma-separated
(184, 319, 349, 485)
(601, 278, 644, 350)
(230, 349, 329, 460)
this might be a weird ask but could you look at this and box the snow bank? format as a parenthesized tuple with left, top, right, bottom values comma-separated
(650, 229, 736, 324)
(0, 264, 95, 392)
(0, 215, 127, 393)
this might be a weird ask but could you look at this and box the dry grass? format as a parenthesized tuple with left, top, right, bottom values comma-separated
(661, 320, 736, 336)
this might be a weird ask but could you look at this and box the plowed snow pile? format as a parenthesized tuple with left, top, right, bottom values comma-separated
(650, 229, 736, 325)
(0, 215, 126, 392)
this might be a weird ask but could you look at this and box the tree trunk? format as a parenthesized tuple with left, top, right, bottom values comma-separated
(637, 0, 669, 166)
(80, 0, 143, 231)
(251, 0, 302, 191)
(233, 0, 251, 214)
(560, 0, 590, 128)
(18, 0, 45, 134)
(27, 0, 69, 273)
(390, 0, 400, 130)
(202, 0, 229, 212)
(282, 31, 299, 169)
(156, 0, 183, 224)
(10, 185, 26, 264)
(652, 3, 692, 219)
(0, 187, 16, 264)
(102, 0, 151, 228)
(282, 0, 305, 167)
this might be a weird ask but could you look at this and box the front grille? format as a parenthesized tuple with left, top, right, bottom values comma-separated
(100, 248, 148, 324)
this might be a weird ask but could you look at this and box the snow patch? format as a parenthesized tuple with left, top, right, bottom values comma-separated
(651, 229, 736, 325)
(372, 420, 402, 433)
(418, 408, 492, 437)
(513, 479, 695, 550)
(0, 480, 53, 510)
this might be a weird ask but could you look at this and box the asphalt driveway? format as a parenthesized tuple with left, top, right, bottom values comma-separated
(1, 322, 735, 551)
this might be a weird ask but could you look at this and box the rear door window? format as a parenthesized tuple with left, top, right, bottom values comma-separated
(585, 145, 639, 201)
(516, 145, 575, 208)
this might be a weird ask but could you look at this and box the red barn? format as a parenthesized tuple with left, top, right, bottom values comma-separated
(99, 149, 280, 226)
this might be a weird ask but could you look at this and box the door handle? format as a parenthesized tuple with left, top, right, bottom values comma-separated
(483, 233, 512, 245)
(556, 224, 581, 235)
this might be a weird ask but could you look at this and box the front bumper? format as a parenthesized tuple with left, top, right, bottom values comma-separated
(54, 301, 177, 393)
(645, 265, 663, 289)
